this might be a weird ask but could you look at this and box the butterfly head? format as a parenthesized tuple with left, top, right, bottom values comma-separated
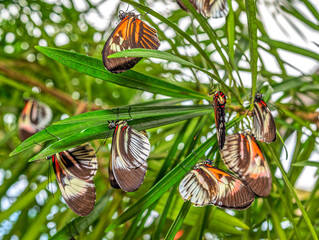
(108, 121, 118, 130)
(118, 10, 138, 20)
(255, 92, 263, 101)
(214, 91, 226, 106)
(46, 155, 52, 160)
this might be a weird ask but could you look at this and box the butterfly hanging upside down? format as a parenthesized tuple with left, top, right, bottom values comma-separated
(102, 10, 161, 73)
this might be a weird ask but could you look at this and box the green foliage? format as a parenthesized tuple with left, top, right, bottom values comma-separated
(0, 0, 319, 240)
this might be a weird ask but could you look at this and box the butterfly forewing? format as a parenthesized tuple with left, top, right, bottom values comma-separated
(109, 121, 151, 192)
(221, 133, 272, 197)
(102, 12, 160, 73)
(177, 0, 229, 18)
(252, 94, 276, 143)
(52, 143, 97, 216)
(179, 162, 255, 209)
(213, 91, 226, 150)
(18, 99, 52, 141)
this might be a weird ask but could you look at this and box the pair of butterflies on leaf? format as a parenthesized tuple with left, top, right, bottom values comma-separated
(179, 92, 276, 210)
(19, 100, 151, 216)
(102, 0, 229, 73)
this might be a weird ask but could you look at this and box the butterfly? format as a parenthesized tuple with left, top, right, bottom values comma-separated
(179, 159, 255, 209)
(220, 132, 272, 197)
(176, 0, 229, 18)
(213, 91, 226, 150)
(102, 10, 161, 73)
(47, 143, 98, 216)
(18, 99, 53, 141)
(252, 93, 276, 143)
(108, 120, 151, 192)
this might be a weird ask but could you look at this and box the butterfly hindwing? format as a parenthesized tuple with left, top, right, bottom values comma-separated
(52, 143, 97, 216)
(177, 0, 229, 18)
(252, 94, 276, 143)
(18, 99, 52, 141)
(213, 91, 226, 150)
(179, 161, 255, 209)
(109, 121, 151, 192)
(102, 12, 160, 73)
(221, 133, 272, 197)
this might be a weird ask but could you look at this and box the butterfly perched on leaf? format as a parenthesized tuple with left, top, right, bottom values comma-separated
(179, 159, 255, 209)
(213, 91, 226, 150)
(220, 132, 272, 197)
(47, 143, 98, 216)
(176, 0, 229, 18)
(252, 93, 276, 143)
(108, 120, 151, 192)
(18, 99, 52, 141)
(102, 10, 161, 73)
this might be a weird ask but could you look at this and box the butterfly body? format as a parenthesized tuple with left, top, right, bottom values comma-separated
(221, 132, 272, 197)
(102, 11, 160, 73)
(177, 0, 229, 18)
(179, 160, 255, 209)
(252, 93, 276, 143)
(108, 120, 151, 192)
(49, 143, 97, 216)
(18, 99, 52, 141)
(213, 91, 226, 150)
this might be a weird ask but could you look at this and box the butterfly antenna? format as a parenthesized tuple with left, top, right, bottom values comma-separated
(44, 128, 60, 140)
(33, 140, 44, 148)
(47, 158, 54, 198)
(193, 116, 209, 141)
(116, 108, 119, 121)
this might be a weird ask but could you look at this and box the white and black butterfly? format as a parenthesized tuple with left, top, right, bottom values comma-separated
(102, 10, 160, 73)
(179, 159, 255, 209)
(252, 93, 277, 143)
(108, 120, 151, 192)
(18, 99, 52, 141)
(176, 0, 229, 18)
(47, 143, 98, 216)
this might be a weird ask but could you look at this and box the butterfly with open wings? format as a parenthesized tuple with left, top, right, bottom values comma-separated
(102, 10, 160, 73)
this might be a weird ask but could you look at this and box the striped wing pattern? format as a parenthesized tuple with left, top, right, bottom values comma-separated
(102, 13, 160, 73)
(110, 121, 151, 192)
(213, 91, 226, 150)
(52, 143, 97, 216)
(179, 162, 255, 209)
(177, 0, 229, 18)
(221, 133, 272, 197)
(252, 96, 276, 143)
(18, 99, 52, 141)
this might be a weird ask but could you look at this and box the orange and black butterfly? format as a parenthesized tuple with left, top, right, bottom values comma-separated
(213, 91, 226, 150)
(102, 10, 161, 73)
(221, 132, 272, 197)
(179, 159, 255, 209)
(108, 120, 151, 192)
(47, 143, 98, 216)
(252, 93, 276, 143)
(18, 99, 52, 141)
(176, 0, 229, 18)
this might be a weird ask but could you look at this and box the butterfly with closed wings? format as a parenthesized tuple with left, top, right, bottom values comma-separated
(107, 110, 151, 192)
(102, 10, 161, 73)
(213, 91, 227, 150)
(176, 0, 229, 18)
(252, 93, 277, 143)
(220, 132, 272, 197)
(47, 143, 98, 216)
(18, 99, 52, 141)
(179, 159, 255, 209)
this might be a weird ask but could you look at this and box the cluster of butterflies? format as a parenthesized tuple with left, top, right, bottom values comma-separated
(19, 99, 151, 216)
(18, 1, 275, 216)
(179, 91, 276, 209)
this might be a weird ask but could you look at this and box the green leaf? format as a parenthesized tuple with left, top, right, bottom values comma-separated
(292, 161, 319, 168)
(35, 46, 208, 100)
(164, 201, 191, 240)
